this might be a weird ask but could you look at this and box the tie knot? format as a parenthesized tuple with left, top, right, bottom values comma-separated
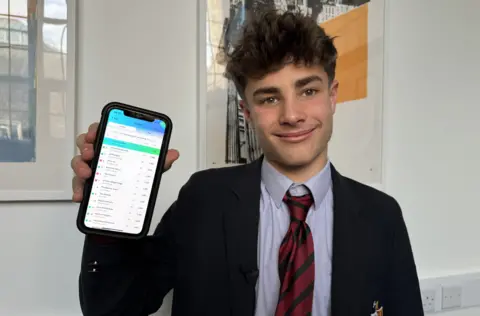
(282, 190, 313, 222)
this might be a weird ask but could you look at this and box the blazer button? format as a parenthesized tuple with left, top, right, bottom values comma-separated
(87, 260, 100, 273)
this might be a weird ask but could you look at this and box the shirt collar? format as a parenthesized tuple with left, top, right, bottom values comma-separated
(261, 158, 332, 208)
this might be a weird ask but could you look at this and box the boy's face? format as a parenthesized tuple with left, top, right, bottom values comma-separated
(242, 64, 338, 176)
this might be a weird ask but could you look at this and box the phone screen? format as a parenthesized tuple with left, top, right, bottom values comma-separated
(84, 109, 166, 234)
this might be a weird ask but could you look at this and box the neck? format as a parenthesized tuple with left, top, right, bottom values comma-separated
(265, 151, 329, 183)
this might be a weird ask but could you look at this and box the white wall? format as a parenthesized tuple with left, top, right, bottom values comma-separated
(0, 0, 478, 315)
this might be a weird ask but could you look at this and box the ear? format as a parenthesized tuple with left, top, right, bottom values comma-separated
(329, 79, 339, 114)
(239, 100, 251, 121)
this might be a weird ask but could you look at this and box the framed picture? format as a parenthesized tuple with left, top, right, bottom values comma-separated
(0, 0, 76, 201)
(199, 0, 385, 189)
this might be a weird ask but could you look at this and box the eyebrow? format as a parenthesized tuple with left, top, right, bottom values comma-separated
(295, 75, 323, 88)
(252, 87, 280, 97)
(252, 75, 323, 97)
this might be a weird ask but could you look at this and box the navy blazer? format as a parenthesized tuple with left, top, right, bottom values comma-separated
(79, 158, 424, 316)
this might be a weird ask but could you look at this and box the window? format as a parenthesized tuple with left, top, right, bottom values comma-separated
(0, 0, 68, 162)
(0, 1, 35, 162)
(0, 0, 76, 201)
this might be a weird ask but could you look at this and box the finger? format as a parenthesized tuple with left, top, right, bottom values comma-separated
(85, 122, 99, 143)
(70, 155, 92, 179)
(76, 133, 86, 152)
(72, 175, 85, 202)
(164, 149, 180, 171)
(81, 143, 95, 161)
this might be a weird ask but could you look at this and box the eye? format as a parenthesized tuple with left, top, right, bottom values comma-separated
(260, 97, 278, 104)
(302, 89, 318, 97)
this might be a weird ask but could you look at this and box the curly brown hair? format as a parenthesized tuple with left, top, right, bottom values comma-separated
(223, 10, 338, 98)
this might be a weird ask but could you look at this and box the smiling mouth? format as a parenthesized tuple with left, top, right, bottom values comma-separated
(275, 128, 316, 142)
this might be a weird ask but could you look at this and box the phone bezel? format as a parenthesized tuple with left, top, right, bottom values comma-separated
(76, 101, 173, 240)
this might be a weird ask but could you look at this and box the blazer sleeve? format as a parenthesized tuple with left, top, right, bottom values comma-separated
(78, 178, 193, 316)
(387, 199, 424, 316)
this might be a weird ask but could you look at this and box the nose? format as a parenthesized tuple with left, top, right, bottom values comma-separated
(279, 98, 306, 125)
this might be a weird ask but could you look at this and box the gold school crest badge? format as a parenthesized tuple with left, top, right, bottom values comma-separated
(371, 301, 383, 316)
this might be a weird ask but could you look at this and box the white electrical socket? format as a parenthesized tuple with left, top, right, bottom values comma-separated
(421, 289, 436, 313)
(442, 286, 462, 310)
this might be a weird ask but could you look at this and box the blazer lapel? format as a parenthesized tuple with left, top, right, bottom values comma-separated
(223, 157, 263, 316)
(330, 164, 370, 316)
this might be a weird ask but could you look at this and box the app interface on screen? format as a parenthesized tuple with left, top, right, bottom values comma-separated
(85, 109, 166, 234)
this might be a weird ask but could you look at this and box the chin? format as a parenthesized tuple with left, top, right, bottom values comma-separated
(261, 136, 326, 168)
(274, 152, 318, 169)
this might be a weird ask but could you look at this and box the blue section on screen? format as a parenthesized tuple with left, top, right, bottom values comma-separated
(107, 109, 166, 134)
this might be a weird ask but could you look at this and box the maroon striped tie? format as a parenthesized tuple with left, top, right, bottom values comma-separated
(275, 190, 315, 316)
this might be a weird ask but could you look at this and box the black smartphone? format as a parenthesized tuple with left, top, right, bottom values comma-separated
(76, 102, 173, 239)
